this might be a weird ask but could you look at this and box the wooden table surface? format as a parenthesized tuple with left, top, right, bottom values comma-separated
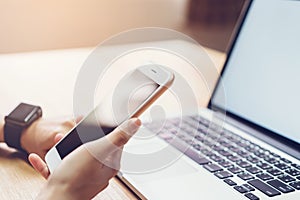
(0, 43, 225, 200)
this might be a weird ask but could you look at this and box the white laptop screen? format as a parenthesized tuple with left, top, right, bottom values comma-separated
(211, 0, 300, 144)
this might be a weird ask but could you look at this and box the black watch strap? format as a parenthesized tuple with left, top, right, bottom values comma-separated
(4, 123, 26, 152)
(4, 103, 42, 153)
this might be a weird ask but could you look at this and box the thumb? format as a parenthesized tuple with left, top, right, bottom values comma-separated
(75, 115, 84, 124)
(106, 118, 141, 147)
(85, 118, 141, 157)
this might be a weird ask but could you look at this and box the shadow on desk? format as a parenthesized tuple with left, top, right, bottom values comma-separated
(0, 144, 28, 161)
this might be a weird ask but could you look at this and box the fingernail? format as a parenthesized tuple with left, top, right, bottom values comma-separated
(133, 118, 142, 126)
(128, 118, 141, 133)
(119, 118, 141, 136)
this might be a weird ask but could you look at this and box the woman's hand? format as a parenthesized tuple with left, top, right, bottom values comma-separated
(29, 118, 141, 200)
(21, 117, 81, 160)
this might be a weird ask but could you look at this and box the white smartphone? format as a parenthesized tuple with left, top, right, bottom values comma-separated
(45, 64, 174, 173)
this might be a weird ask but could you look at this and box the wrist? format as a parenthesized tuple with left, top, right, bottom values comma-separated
(19, 126, 32, 154)
(37, 181, 74, 200)
(37, 177, 86, 200)
(19, 119, 40, 154)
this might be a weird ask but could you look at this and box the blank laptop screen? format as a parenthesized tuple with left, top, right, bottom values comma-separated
(211, 0, 300, 144)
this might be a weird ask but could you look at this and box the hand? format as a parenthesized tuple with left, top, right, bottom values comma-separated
(29, 118, 141, 200)
(21, 117, 81, 160)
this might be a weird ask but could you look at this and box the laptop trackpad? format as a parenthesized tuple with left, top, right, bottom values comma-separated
(121, 133, 198, 184)
(124, 156, 198, 184)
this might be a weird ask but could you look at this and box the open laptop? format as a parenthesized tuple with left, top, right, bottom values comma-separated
(119, 0, 300, 199)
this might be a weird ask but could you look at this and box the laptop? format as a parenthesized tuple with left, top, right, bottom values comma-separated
(119, 0, 300, 199)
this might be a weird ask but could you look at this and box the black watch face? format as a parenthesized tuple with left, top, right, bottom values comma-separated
(8, 103, 38, 123)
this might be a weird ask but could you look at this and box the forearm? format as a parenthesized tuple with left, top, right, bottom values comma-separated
(0, 118, 4, 142)
(36, 181, 79, 200)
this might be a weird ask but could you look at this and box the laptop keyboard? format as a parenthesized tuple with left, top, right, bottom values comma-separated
(145, 115, 300, 200)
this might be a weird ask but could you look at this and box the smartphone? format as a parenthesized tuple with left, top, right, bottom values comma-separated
(45, 65, 174, 173)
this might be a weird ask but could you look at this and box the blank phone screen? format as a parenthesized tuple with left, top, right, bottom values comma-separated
(56, 69, 159, 159)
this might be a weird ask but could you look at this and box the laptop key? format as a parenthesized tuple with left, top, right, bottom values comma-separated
(280, 158, 292, 164)
(237, 150, 250, 157)
(219, 140, 231, 148)
(278, 174, 296, 183)
(238, 173, 254, 181)
(211, 145, 223, 152)
(234, 186, 248, 193)
(274, 163, 291, 170)
(224, 179, 237, 186)
(203, 163, 223, 173)
(170, 139, 211, 166)
(228, 155, 241, 162)
(196, 157, 211, 165)
(218, 150, 232, 156)
(247, 156, 260, 164)
(192, 143, 201, 151)
(237, 141, 250, 148)
(267, 168, 283, 176)
(209, 154, 224, 162)
(267, 179, 295, 193)
(184, 148, 211, 165)
(201, 148, 214, 156)
(254, 151, 267, 158)
(264, 157, 279, 164)
(228, 166, 243, 174)
(218, 160, 233, 168)
(256, 173, 273, 181)
(289, 181, 300, 190)
(245, 146, 256, 153)
(256, 162, 271, 170)
(236, 160, 251, 168)
(215, 171, 233, 179)
(242, 184, 255, 192)
(229, 146, 240, 153)
(228, 135, 241, 143)
(248, 179, 281, 197)
(195, 135, 204, 142)
(270, 152, 280, 158)
(285, 168, 300, 177)
(246, 167, 262, 174)
(291, 163, 300, 170)
(245, 193, 259, 200)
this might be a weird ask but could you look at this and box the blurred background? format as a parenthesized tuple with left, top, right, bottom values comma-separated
(0, 0, 245, 54)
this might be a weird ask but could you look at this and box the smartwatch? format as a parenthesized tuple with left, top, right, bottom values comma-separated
(4, 103, 42, 152)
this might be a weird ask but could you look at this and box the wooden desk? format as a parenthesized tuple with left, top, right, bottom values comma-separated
(0, 45, 225, 200)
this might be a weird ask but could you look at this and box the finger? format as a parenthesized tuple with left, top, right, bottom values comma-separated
(106, 118, 141, 147)
(44, 132, 63, 152)
(84, 118, 141, 159)
(28, 153, 50, 179)
(104, 147, 123, 170)
(75, 115, 84, 124)
(54, 133, 63, 143)
(62, 119, 76, 129)
(42, 132, 60, 153)
(58, 119, 76, 136)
